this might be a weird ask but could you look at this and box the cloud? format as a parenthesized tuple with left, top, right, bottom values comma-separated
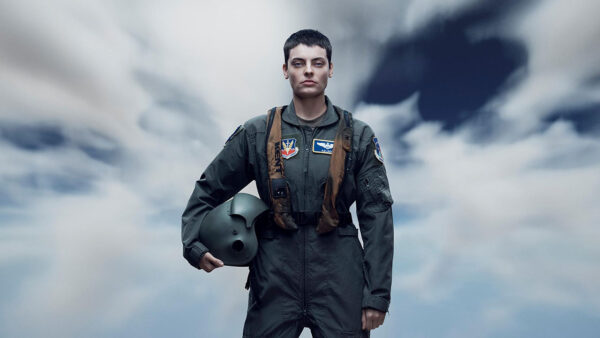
(356, 101, 600, 318)
(2, 0, 599, 337)
(484, 0, 600, 134)
(0, 179, 253, 338)
(0, 0, 146, 144)
(401, 0, 483, 33)
(0, 1, 289, 336)
(354, 0, 600, 318)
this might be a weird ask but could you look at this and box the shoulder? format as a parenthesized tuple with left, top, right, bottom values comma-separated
(328, 105, 376, 148)
(242, 104, 290, 133)
(349, 116, 377, 149)
(351, 117, 374, 135)
(331, 105, 374, 137)
(243, 114, 267, 132)
(348, 117, 387, 169)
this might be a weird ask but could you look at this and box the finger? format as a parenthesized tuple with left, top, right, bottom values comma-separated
(362, 310, 366, 330)
(378, 313, 386, 327)
(366, 313, 373, 330)
(200, 253, 212, 270)
(372, 314, 381, 329)
(208, 254, 224, 267)
(204, 260, 218, 272)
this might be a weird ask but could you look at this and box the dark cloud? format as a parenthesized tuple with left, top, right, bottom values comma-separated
(0, 122, 121, 164)
(362, 1, 527, 131)
(18, 172, 94, 193)
(76, 131, 121, 164)
(0, 124, 66, 151)
(545, 105, 600, 136)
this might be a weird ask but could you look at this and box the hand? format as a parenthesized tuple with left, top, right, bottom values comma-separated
(198, 252, 224, 272)
(362, 308, 385, 331)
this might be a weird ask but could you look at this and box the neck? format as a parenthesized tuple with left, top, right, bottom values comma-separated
(293, 94, 327, 120)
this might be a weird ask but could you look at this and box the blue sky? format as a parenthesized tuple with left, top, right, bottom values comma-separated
(1, 0, 599, 337)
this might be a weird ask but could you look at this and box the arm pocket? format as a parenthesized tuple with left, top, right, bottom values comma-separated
(358, 167, 393, 213)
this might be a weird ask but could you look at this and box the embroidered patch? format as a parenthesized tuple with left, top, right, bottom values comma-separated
(373, 137, 384, 163)
(225, 125, 243, 144)
(281, 138, 298, 159)
(312, 139, 334, 154)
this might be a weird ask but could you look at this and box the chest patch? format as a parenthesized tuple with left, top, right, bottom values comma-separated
(312, 139, 334, 154)
(281, 138, 299, 159)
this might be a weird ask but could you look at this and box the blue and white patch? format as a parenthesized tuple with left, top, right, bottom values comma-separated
(281, 138, 299, 159)
(373, 137, 384, 163)
(225, 125, 243, 144)
(312, 139, 334, 154)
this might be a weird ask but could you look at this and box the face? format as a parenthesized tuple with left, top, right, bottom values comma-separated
(283, 44, 333, 99)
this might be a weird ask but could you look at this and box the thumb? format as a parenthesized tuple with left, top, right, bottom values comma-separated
(209, 254, 224, 267)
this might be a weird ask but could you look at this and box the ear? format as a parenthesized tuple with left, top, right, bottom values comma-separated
(328, 62, 334, 78)
(282, 63, 289, 79)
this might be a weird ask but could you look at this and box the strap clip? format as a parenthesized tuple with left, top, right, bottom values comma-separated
(271, 178, 287, 199)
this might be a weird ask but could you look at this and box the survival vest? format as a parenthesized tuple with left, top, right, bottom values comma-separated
(266, 105, 353, 234)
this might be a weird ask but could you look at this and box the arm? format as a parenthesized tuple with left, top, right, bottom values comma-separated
(355, 126, 394, 313)
(181, 125, 254, 269)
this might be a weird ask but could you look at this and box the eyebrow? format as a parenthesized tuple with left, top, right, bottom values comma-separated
(290, 57, 327, 62)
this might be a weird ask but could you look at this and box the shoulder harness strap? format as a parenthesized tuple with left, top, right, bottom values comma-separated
(266, 106, 297, 230)
(266, 105, 353, 233)
(316, 106, 353, 234)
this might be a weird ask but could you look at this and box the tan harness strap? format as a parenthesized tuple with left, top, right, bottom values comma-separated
(266, 105, 351, 233)
(267, 107, 298, 230)
(316, 108, 352, 234)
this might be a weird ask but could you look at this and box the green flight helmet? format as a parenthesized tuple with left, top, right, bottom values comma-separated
(198, 193, 269, 266)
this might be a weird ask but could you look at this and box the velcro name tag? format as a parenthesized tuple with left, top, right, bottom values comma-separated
(312, 139, 334, 154)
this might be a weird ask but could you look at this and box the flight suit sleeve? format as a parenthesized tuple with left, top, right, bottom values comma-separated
(181, 125, 254, 269)
(355, 126, 394, 312)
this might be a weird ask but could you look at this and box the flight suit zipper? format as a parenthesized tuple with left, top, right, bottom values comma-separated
(301, 127, 309, 316)
(303, 223, 307, 318)
(301, 126, 319, 317)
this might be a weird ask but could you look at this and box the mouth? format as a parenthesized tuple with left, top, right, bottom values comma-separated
(301, 80, 317, 85)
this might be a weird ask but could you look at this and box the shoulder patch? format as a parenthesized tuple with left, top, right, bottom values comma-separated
(373, 137, 384, 163)
(313, 139, 334, 154)
(225, 125, 243, 144)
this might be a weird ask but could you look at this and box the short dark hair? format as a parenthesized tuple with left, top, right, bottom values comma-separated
(283, 29, 332, 65)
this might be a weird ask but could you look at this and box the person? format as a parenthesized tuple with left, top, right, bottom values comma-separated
(182, 29, 394, 338)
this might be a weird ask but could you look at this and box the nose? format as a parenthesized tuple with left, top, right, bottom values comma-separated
(304, 63, 313, 75)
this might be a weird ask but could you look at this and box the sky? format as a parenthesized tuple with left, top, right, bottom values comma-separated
(1, 0, 599, 337)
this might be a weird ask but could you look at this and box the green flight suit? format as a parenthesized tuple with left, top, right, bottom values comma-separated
(182, 96, 394, 337)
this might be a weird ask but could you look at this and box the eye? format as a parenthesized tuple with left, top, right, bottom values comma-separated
(292, 61, 303, 67)
(314, 61, 324, 67)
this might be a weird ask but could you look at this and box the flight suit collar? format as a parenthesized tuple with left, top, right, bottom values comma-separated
(283, 95, 339, 127)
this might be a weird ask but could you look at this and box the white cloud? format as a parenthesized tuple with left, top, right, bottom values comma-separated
(486, 0, 600, 133)
(357, 101, 600, 312)
(361, 1, 600, 315)
(402, 0, 482, 33)
(0, 0, 147, 144)
(0, 180, 251, 337)
(2, 0, 599, 337)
